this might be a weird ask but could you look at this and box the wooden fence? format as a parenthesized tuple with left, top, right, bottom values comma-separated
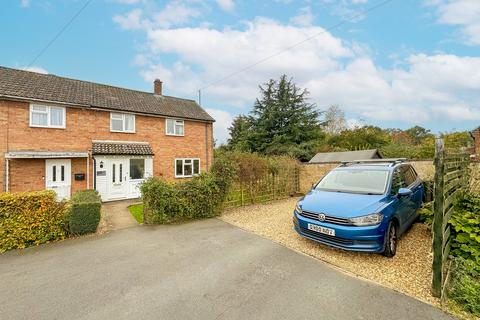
(224, 168, 300, 208)
(431, 138, 470, 298)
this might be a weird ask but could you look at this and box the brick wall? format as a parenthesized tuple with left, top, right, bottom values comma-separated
(0, 99, 214, 192)
(472, 129, 480, 155)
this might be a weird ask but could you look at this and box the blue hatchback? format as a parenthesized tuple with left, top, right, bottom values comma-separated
(293, 159, 423, 257)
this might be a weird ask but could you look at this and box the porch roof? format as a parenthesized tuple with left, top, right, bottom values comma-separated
(92, 140, 154, 156)
(5, 151, 89, 159)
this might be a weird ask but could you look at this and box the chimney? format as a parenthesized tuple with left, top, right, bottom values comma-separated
(154, 79, 163, 95)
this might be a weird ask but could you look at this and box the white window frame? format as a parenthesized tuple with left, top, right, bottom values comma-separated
(166, 118, 185, 136)
(29, 104, 66, 129)
(110, 112, 135, 133)
(175, 158, 200, 178)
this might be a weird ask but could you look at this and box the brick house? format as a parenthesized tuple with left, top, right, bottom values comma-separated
(0, 66, 214, 201)
(470, 127, 480, 155)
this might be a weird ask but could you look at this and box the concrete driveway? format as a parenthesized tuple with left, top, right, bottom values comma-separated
(0, 219, 452, 320)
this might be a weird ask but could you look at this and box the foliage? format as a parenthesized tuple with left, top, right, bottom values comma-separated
(227, 75, 324, 161)
(142, 154, 236, 224)
(128, 204, 144, 224)
(448, 257, 480, 317)
(322, 105, 347, 134)
(418, 201, 433, 225)
(0, 190, 69, 252)
(327, 126, 390, 151)
(68, 190, 101, 235)
(450, 193, 480, 270)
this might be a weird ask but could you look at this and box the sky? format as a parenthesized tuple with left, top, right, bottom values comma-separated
(1, 0, 480, 144)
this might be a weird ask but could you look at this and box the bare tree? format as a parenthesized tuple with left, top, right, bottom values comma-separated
(323, 105, 346, 134)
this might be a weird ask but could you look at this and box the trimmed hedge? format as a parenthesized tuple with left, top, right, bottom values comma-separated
(142, 153, 236, 224)
(69, 190, 101, 235)
(0, 190, 69, 252)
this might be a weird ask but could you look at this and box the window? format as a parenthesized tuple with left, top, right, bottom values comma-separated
(130, 159, 145, 180)
(315, 169, 389, 195)
(401, 165, 417, 186)
(166, 119, 184, 136)
(390, 169, 405, 195)
(30, 104, 66, 128)
(175, 158, 200, 178)
(110, 113, 135, 133)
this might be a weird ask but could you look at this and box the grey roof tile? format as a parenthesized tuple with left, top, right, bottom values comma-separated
(92, 141, 154, 155)
(0, 66, 214, 122)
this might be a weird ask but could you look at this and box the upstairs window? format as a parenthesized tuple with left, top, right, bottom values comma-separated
(30, 104, 66, 128)
(175, 158, 200, 178)
(110, 113, 135, 133)
(166, 118, 184, 136)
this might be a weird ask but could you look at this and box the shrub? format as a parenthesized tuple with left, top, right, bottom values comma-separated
(0, 190, 68, 252)
(418, 202, 433, 226)
(142, 155, 236, 224)
(448, 258, 480, 316)
(450, 193, 480, 271)
(68, 190, 101, 235)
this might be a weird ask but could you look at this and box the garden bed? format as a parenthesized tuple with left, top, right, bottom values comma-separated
(220, 197, 438, 305)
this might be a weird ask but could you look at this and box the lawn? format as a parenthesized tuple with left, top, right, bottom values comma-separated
(128, 204, 144, 224)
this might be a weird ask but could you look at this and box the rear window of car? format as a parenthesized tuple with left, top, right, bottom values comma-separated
(316, 169, 390, 195)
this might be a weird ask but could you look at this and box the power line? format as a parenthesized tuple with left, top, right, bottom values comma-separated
(27, 0, 94, 68)
(195, 0, 395, 95)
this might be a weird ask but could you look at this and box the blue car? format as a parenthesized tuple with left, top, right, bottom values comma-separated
(293, 159, 423, 257)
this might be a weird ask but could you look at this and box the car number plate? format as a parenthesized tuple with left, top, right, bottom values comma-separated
(307, 224, 335, 236)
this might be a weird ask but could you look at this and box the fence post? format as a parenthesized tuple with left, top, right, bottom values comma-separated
(432, 138, 445, 297)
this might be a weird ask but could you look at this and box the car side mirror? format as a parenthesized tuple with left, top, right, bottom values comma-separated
(397, 188, 413, 197)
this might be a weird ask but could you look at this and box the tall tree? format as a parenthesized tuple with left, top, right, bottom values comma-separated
(228, 75, 323, 161)
(323, 105, 347, 135)
(227, 115, 252, 151)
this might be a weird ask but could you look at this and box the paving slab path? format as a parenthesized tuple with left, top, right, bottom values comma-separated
(98, 199, 140, 232)
(0, 219, 453, 320)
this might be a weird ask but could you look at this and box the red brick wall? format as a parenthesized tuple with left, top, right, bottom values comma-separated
(472, 129, 480, 155)
(1, 99, 214, 192)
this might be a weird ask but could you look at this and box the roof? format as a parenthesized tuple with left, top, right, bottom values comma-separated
(309, 149, 382, 163)
(0, 66, 214, 122)
(92, 141, 154, 156)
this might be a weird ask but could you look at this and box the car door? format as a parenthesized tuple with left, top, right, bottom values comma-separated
(406, 165, 423, 215)
(398, 165, 419, 224)
(390, 168, 410, 228)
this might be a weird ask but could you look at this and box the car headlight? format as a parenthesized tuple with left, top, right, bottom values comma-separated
(349, 213, 383, 226)
(295, 202, 303, 214)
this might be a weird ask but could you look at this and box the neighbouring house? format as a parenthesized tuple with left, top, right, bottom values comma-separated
(470, 127, 480, 155)
(0, 66, 214, 201)
(309, 149, 382, 164)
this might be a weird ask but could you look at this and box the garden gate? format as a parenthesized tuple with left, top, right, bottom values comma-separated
(431, 138, 470, 298)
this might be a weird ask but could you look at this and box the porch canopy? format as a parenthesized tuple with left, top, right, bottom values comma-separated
(5, 151, 89, 159)
(92, 140, 154, 156)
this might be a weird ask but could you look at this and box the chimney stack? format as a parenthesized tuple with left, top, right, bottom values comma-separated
(154, 79, 163, 95)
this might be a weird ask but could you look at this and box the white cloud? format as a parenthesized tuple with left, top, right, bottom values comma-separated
(113, 9, 145, 30)
(20, 0, 29, 8)
(116, 9, 480, 142)
(290, 6, 315, 27)
(428, 0, 480, 45)
(216, 0, 235, 12)
(205, 108, 234, 145)
(21, 66, 48, 74)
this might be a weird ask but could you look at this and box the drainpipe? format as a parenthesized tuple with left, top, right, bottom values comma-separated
(5, 158, 9, 192)
(86, 154, 90, 190)
(205, 122, 209, 170)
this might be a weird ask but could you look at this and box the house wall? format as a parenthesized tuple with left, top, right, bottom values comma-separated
(0, 99, 213, 193)
(472, 129, 480, 155)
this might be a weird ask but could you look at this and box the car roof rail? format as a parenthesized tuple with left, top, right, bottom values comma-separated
(340, 158, 407, 167)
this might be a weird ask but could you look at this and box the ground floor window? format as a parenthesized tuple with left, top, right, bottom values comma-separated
(130, 158, 145, 180)
(175, 158, 200, 178)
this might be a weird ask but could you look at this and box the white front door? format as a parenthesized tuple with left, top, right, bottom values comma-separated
(45, 159, 71, 200)
(109, 159, 128, 199)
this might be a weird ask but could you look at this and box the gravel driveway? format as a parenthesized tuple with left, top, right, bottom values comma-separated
(220, 197, 437, 305)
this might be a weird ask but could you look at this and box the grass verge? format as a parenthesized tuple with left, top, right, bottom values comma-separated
(128, 204, 144, 224)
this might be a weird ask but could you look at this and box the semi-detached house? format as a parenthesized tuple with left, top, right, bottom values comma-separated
(0, 66, 214, 201)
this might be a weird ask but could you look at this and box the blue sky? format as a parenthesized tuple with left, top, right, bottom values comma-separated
(1, 0, 480, 143)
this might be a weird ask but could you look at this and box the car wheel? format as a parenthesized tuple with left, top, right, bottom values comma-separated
(382, 221, 397, 257)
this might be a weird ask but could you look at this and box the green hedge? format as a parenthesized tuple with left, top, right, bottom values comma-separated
(69, 190, 101, 235)
(142, 153, 236, 224)
(0, 190, 69, 252)
(449, 258, 480, 316)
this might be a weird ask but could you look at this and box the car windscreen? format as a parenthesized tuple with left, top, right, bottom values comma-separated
(315, 169, 389, 194)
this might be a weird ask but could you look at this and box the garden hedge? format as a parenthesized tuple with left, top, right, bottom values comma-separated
(0, 190, 68, 252)
(68, 190, 102, 235)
